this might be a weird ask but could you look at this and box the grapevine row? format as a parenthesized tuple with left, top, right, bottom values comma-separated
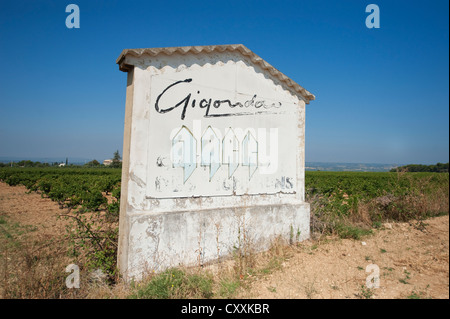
(0, 168, 122, 212)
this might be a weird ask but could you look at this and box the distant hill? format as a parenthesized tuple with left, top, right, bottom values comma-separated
(1, 157, 445, 173)
(0, 156, 96, 166)
(305, 162, 401, 172)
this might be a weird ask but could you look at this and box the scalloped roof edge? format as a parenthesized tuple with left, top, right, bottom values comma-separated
(116, 44, 315, 103)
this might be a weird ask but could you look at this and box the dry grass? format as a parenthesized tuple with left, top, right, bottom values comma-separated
(0, 224, 72, 298)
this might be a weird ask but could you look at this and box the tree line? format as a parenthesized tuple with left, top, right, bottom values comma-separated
(390, 162, 448, 173)
(0, 150, 122, 168)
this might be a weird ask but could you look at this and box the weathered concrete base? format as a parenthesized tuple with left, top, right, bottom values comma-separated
(122, 202, 310, 280)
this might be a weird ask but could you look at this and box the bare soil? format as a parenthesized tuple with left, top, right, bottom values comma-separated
(0, 182, 448, 299)
(239, 216, 449, 299)
(0, 182, 68, 240)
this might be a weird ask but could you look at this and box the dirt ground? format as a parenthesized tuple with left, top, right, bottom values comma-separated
(0, 182, 68, 240)
(0, 181, 448, 299)
(238, 217, 449, 299)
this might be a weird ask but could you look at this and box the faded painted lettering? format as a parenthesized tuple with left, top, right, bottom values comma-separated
(155, 78, 282, 120)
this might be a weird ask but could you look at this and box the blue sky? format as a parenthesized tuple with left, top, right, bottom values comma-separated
(0, 0, 448, 164)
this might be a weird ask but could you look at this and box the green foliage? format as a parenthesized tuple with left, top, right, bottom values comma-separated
(85, 159, 101, 167)
(407, 292, 421, 299)
(357, 285, 374, 299)
(218, 279, 241, 298)
(1, 160, 52, 168)
(334, 223, 372, 240)
(306, 171, 449, 239)
(130, 268, 214, 299)
(110, 150, 122, 168)
(390, 162, 448, 173)
(0, 167, 121, 210)
(63, 210, 119, 280)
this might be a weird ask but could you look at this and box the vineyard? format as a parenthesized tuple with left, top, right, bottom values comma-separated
(306, 171, 449, 218)
(0, 167, 448, 232)
(1, 168, 447, 214)
(0, 167, 448, 297)
(0, 168, 122, 212)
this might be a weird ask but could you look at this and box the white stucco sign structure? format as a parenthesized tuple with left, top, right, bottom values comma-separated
(116, 44, 315, 279)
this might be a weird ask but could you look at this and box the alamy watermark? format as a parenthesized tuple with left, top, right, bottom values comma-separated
(65, 264, 107, 288)
(366, 264, 380, 288)
(65, 4, 80, 29)
(169, 120, 279, 182)
(365, 4, 380, 29)
(65, 263, 80, 288)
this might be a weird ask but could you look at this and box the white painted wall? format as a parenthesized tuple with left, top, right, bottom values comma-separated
(118, 49, 310, 279)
